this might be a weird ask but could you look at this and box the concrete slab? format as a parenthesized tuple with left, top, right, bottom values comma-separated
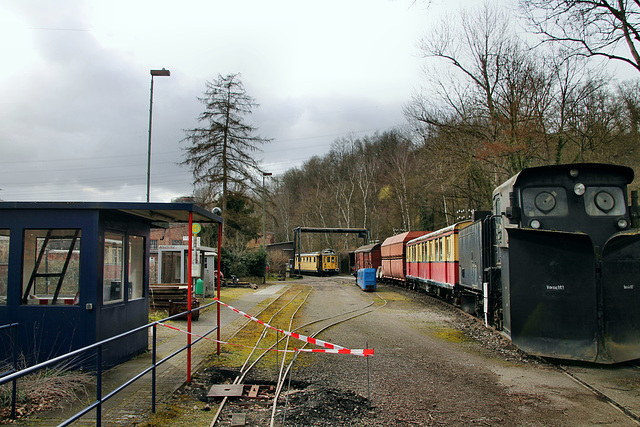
(207, 384, 244, 398)
(231, 412, 246, 426)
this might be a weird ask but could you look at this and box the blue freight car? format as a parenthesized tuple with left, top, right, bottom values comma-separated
(357, 268, 376, 291)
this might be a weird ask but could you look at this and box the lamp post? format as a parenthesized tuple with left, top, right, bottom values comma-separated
(146, 68, 171, 202)
(262, 172, 272, 248)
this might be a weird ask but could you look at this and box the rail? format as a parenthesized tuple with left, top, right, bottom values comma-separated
(0, 302, 217, 426)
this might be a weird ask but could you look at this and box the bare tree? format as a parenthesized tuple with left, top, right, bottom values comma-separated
(405, 0, 552, 206)
(520, 0, 640, 73)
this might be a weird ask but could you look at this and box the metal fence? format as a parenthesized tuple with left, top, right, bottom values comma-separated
(0, 301, 218, 426)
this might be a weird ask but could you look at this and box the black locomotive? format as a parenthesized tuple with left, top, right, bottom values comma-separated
(459, 163, 640, 363)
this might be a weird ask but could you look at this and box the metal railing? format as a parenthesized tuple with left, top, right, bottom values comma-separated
(0, 301, 218, 426)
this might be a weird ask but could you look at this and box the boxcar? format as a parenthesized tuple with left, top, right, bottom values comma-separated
(353, 243, 382, 274)
(380, 231, 427, 285)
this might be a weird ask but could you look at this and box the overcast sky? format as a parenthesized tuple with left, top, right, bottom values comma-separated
(0, 0, 517, 202)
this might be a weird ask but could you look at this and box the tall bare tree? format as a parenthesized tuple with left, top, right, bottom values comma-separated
(181, 73, 271, 217)
(405, 1, 551, 205)
(520, 0, 640, 73)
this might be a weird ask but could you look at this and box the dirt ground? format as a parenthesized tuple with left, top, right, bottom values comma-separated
(162, 277, 639, 426)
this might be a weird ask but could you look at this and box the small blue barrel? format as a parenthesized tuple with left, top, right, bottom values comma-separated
(357, 268, 376, 291)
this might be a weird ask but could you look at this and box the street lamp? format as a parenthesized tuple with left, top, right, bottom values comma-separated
(262, 172, 272, 248)
(146, 68, 171, 202)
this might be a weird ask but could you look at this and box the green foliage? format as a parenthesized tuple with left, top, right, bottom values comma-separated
(196, 192, 260, 248)
(225, 192, 261, 242)
(220, 247, 267, 278)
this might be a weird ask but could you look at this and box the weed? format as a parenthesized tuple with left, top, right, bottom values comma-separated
(0, 357, 94, 421)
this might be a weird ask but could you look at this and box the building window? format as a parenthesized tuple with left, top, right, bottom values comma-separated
(0, 230, 9, 305)
(22, 229, 81, 305)
(128, 235, 145, 300)
(150, 239, 158, 251)
(104, 232, 124, 304)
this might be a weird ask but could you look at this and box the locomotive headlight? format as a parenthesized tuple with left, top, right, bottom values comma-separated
(570, 168, 579, 178)
(530, 219, 541, 229)
(574, 183, 586, 196)
(618, 218, 629, 230)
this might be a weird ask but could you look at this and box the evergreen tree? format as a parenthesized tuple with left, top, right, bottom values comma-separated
(181, 73, 271, 221)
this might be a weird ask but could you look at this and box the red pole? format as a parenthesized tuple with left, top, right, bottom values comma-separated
(187, 212, 193, 383)
(217, 222, 222, 355)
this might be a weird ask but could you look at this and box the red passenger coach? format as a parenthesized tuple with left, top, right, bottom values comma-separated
(380, 231, 428, 284)
(406, 221, 472, 293)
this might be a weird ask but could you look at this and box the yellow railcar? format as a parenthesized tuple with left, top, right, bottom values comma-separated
(294, 249, 339, 275)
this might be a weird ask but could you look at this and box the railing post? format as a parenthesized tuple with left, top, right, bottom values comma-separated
(11, 323, 17, 420)
(152, 324, 157, 413)
(96, 344, 103, 427)
(187, 211, 193, 383)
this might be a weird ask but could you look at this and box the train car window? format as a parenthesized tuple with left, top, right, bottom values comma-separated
(429, 240, 434, 262)
(493, 194, 503, 244)
(0, 230, 8, 305)
(442, 237, 447, 261)
(522, 187, 568, 217)
(584, 187, 626, 216)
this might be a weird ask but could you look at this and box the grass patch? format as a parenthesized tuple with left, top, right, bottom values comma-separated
(136, 395, 217, 427)
(433, 327, 473, 343)
(149, 309, 169, 323)
(0, 360, 94, 422)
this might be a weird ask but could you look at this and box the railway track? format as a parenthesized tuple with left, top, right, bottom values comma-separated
(552, 361, 640, 425)
(207, 281, 386, 426)
(210, 285, 386, 427)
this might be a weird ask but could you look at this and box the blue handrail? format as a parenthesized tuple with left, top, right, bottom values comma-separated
(0, 301, 218, 426)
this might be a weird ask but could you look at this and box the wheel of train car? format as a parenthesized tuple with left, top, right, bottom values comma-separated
(460, 294, 476, 314)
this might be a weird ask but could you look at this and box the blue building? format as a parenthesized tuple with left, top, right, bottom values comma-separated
(0, 202, 222, 368)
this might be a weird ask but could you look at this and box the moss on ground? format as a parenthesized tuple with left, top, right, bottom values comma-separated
(433, 327, 474, 343)
(135, 395, 218, 426)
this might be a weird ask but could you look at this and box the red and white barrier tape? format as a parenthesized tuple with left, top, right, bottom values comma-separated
(159, 322, 373, 356)
(160, 323, 295, 354)
(206, 298, 374, 356)
(214, 298, 344, 350)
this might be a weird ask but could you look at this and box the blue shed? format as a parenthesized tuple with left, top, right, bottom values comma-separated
(0, 202, 222, 368)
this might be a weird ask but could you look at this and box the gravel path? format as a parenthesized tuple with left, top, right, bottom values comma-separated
(173, 277, 640, 426)
(277, 277, 637, 426)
